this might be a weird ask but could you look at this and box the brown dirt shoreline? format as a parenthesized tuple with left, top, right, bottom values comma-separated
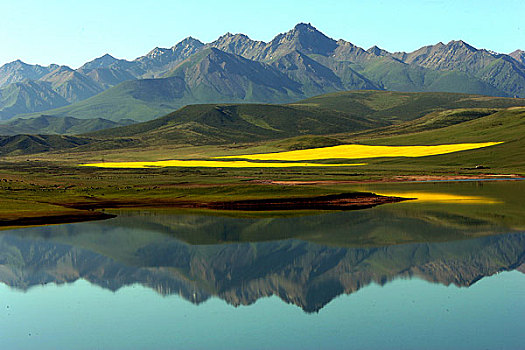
(250, 174, 524, 186)
(0, 211, 116, 229)
(61, 192, 410, 212)
(2, 174, 522, 230)
(0, 192, 409, 230)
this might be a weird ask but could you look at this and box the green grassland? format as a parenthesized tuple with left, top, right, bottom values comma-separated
(1, 90, 524, 229)
(350, 107, 525, 172)
(1, 159, 523, 245)
(86, 90, 525, 144)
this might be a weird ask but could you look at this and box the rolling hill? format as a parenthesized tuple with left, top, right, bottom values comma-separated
(0, 115, 134, 135)
(320, 106, 525, 174)
(85, 90, 525, 146)
(88, 102, 383, 144)
(0, 134, 90, 156)
(292, 90, 525, 122)
(1, 90, 524, 159)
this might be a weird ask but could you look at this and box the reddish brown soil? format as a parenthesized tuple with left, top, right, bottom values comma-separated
(0, 211, 116, 228)
(251, 174, 523, 186)
(60, 192, 410, 212)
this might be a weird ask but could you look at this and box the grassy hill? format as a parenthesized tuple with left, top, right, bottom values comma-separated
(2, 91, 524, 167)
(17, 78, 184, 123)
(336, 105, 525, 173)
(292, 90, 525, 123)
(87, 90, 525, 144)
(0, 115, 134, 136)
(88, 102, 384, 144)
(0, 134, 91, 156)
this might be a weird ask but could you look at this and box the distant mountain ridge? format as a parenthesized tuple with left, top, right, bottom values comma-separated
(1, 23, 524, 122)
(0, 81, 69, 120)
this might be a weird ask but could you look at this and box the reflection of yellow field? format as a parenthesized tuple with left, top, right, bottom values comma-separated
(82, 160, 365, 168)
(376, 192, 502, 204)
(216, 142, 502, 161)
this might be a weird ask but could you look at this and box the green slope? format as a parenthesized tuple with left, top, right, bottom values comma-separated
(17, 78, 186, 122)
(0, 115, 134, 135)
(360, 107, 525, 171)
(0, 134, 91, 156)
(89, 103, 383, 144)
(89, 90, 525, 146)
(4, 91, 524, 161)
(290, 90, 525, 123)
(356, 57, 506, 96)
(0, 81, 69, 121)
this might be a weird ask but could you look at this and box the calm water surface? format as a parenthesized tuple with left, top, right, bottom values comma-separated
(0, 181, 523, 349)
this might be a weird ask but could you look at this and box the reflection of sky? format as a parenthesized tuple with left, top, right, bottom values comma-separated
(0, 271, 523, 350)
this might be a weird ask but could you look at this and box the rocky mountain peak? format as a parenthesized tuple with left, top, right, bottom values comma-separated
(173, 36, 204, 49)
(446, 40, 477, 52)
(367, 45, 390, 56)
(292, 22, 317, 32)
(80, 53, 123, 71)
(336, 39, 357, 47)
(267, 22, 338, 57)
(100, 53, 116, 60)
(53, 65, 74, 73)
(509, 49, 525, 65)
(170, 38, 205, 61)
(2, 59, 27, 69)
(213, 32, 258, 45)
(209, 32, 265, 60)
(220, 32, 235, 39)
(0, 60, 59, 88)
(146, 47, 170, 58)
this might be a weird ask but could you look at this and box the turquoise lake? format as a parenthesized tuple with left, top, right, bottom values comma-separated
(0, 181, 523, 349)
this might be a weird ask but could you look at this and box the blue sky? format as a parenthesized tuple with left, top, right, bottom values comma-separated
(0, 0, 523, 68)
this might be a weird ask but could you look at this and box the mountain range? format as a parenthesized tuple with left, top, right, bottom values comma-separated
(1, 23, 524, 124)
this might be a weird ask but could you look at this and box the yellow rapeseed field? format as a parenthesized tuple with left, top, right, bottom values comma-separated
(82, 142, 502, 169)
(82, 160, 365, 168)
(215, 142, 502, 161)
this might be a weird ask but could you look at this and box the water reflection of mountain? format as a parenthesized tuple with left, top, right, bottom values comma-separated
(106, 207, 516, 246)
(0, 216, 523, 313)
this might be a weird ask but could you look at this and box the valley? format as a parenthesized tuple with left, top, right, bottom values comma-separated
(2, 4, 524, 350)
(0, 25, 523, 232)
(0, 89, 523, 229)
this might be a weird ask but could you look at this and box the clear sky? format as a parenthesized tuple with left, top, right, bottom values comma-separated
(1, 0, 523, 68)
